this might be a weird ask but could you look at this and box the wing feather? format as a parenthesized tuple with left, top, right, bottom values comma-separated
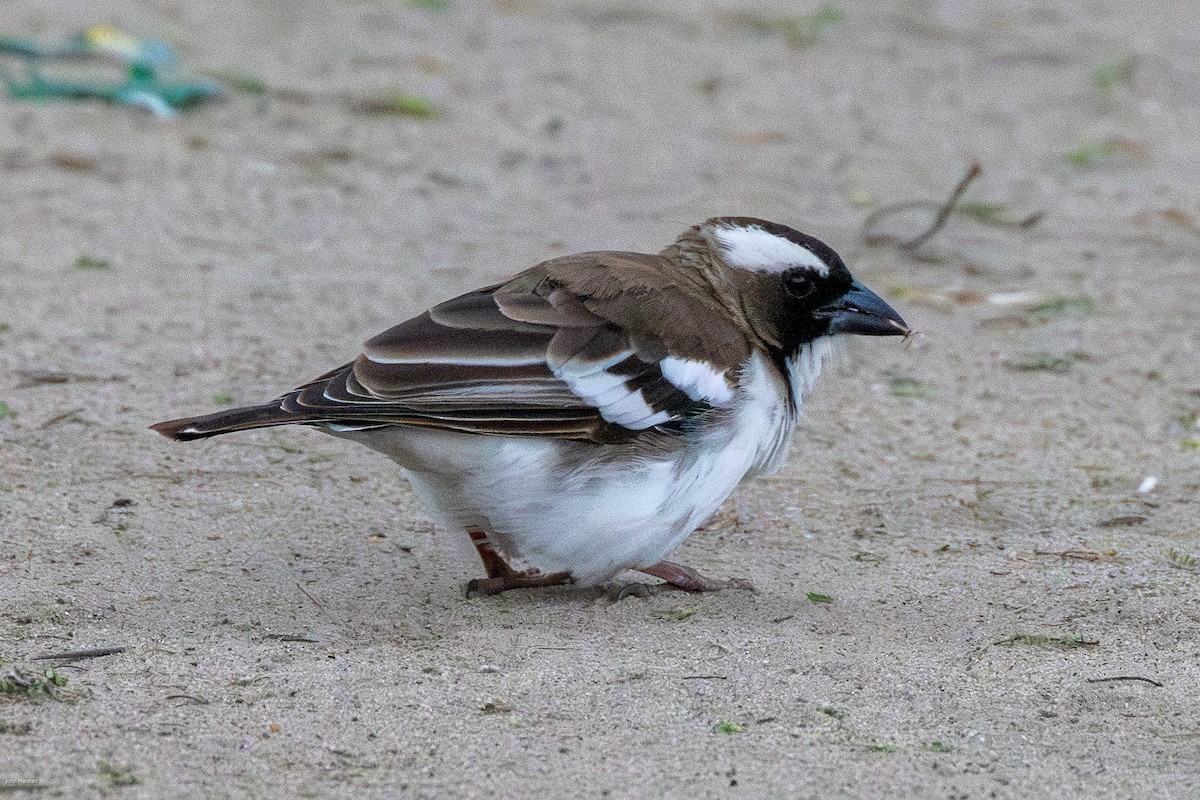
(254, 252, 750, 443)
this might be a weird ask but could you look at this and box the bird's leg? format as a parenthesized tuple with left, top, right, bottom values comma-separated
(636, 560, 756, 593)
(464, 527, 573, 596)
(466, 526, 517, 579)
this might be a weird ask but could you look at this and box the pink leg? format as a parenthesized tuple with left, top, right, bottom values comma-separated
(464, 527, 573, 596)
(637, 560, 755, 593)
(467, 527, 516, 579)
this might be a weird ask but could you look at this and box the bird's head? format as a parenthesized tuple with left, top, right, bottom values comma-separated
(693, 216, 909, 355)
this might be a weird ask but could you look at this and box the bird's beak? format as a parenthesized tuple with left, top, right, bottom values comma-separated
(818, 280, 909, 336)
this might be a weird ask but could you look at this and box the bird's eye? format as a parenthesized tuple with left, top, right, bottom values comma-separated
(785, 271, 815, 300)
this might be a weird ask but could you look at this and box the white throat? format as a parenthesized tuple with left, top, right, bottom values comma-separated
(785, 338, 835, 406)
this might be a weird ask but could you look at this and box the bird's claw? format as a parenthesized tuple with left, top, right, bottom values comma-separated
(464, 571, 573, 598)
(608, 582, 660, 601)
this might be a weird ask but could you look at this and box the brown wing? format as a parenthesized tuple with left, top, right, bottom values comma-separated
(154, 252, 751, 444)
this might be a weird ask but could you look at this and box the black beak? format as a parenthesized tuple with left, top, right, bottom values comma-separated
(818, 280, 909, 337)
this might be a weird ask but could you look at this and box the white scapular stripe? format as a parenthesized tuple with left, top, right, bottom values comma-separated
(556, 364, 671, 429)
(659, 357, 734, 404)
(557, 347, 633, 375)
(713, 224, 829, 276)
(563, 367, 626, 397)
(601, 391, 662, 426)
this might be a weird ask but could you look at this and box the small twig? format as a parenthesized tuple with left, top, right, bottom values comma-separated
(295, 581, 341, 628)
(862, 160, 981, 249)
(1086, 675, 1163, 687)
(38, 407, 87, 429)
(0, 782, 51, 794)
(935, 477, 1043, 486)
(1034, 550, 1111, 562)
(993, 633, 1100, 647)
(165, 694, 211, 705)
(265, 634, 320, 643)
(680, 674, 727, 680)
(1017, 211, 1045, 228)
(14, 369, 128, 388)
(35, 645, 125, 661)
(295, 581, 327, 612)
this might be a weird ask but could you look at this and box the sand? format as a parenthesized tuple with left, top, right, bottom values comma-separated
(3, 0, 1199, 797)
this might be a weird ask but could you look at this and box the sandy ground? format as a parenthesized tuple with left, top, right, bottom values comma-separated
(2, 0, 1199, 797)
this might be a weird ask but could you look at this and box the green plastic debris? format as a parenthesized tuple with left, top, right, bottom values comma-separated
(0, 24, 178, 67)
(0, 35, 56, 59)
(3, 63, 224, 117)
(200, 69, 268, 96)
(73, 24, 179, 67)
(0, 25, 222, 116)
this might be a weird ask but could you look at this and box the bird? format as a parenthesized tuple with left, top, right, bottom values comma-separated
(152, 217, 910, 596)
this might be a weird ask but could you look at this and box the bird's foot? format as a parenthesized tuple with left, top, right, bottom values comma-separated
(635, 560, 756, 593)
(465, 571, 573, 597)
(463, 526, 573, 596)
(608, 582, 662, 601)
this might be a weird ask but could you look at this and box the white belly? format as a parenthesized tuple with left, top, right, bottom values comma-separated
(327, 351, 805, 585)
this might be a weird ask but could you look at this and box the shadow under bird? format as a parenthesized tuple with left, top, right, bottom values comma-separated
(153, 217, 909, 596)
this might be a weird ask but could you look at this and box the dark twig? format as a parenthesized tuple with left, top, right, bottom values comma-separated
(993, 633, 1099, 647)
(14, 369, 128, 388)
(1017, 211, 1045, 228)
(165, 694, 211, 704)
(1034, 550, 1114, 562)
(295, 581, 327, 612)
(265, 634, 320, 643)
(681, 675, 727, 680)
(35, 645, 125, 661)
(1086, 675, 1163, 687)
(862, 160, 981, 249)
(295, 581, 341, 628)
(0, 782, 51, 794)
(38, 407, 87, 429)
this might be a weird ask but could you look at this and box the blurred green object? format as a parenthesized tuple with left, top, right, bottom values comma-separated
(0, 24, 222, 116)
(353, 91, 439, 118)
(3, 63, 224, 117)
(72, 24, 179, 67)
(0, 24, 178, 66)
(0, 34, 59, 58)
(200, 69, 268, 96)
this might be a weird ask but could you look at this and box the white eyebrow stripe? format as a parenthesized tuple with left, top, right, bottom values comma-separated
(713, 225, 829, 276)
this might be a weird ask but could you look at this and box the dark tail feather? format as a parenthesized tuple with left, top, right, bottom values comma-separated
(150, 403, 303, 441)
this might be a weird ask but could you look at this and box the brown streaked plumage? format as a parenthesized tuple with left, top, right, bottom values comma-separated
(153, 247, 752, 444)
